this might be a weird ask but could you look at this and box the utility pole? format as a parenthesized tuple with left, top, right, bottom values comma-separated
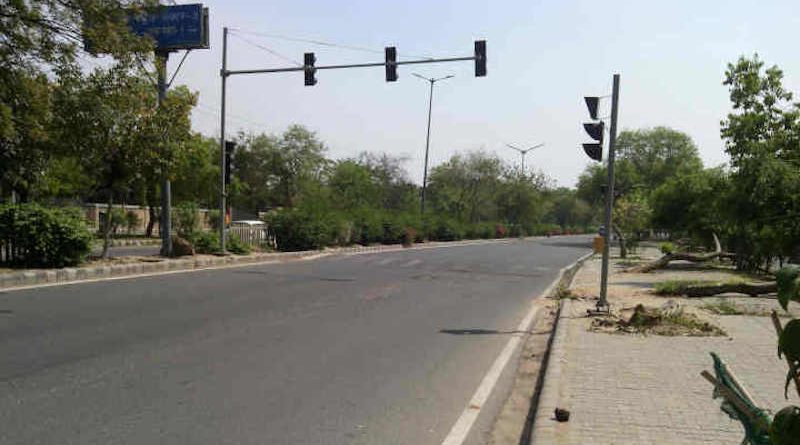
(219, 27, 229, 253)
(413, 73, 453, 215)
(598, 74, 620, 310)
(157, 50, 172, 257)
(505, 142, 544, 175)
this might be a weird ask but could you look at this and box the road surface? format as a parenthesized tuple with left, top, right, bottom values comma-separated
(0, 236, 590, 445)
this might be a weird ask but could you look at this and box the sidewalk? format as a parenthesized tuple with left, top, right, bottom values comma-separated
(531, 248, 800, 444)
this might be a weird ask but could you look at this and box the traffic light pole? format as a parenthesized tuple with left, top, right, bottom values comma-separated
(219, 27, 229, 253)
(598, 74, 620, 310)
(218, 29, 485, 250)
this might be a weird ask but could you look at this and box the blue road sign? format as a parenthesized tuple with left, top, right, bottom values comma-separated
(129, 4, 209, 51)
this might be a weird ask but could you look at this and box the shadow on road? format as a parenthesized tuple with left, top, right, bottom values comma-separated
(439, 328, 530, 335)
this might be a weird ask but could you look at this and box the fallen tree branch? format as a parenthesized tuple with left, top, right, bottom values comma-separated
(672, 281, 777, 298)
(627, 233, 733, 273)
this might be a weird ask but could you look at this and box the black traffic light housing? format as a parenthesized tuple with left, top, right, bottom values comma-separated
(583, 143, 602, 161)
(224, 140, 236, 186)
(385, 46, 397, 82)
(304, 52, 317, 86)
(584, 96, 599, 120)
(474, 40, 486, 77)
(583, 121, 604, 144)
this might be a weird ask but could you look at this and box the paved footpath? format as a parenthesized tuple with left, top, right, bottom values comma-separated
(531, 255, 800, 445)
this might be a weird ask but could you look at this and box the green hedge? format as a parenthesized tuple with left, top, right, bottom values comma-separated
(0, 204, 93, 267)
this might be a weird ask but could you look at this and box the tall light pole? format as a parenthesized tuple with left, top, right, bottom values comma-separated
(506, 142, 544, 174)
(413, 73, 453, 215)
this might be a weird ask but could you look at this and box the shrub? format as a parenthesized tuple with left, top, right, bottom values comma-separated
(496, 223, 509, 238)
(227, 232, 252, 255)
(401, 226, 417, 247)
(0, 204, 93, 267)
(266, 208, 341, 251)
(660, 242, 676, 255)
(173, 202, 200, 239)
(191, 231, 220, 254)
(430, 218, 464, 242)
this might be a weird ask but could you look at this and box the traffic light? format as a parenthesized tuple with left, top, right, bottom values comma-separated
(224, 140, 236, 186)
(304, 52, 317, 86)
(583, 121, 604, 144)
(583, 143, 602, 161)
(385, 46, 397, 82)
(474, 40, 486, 77)
(582, 97, 603, 162)
(584, 96, 599, 120)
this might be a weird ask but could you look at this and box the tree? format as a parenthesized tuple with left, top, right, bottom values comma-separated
(428, 151, 504, 224)
(720, 54, 800, 270)
(651, 168, 729, 244)
(52, 62, 195, 257)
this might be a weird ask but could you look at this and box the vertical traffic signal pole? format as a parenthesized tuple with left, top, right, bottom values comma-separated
(157, 50, 173, 257)
(219, 27, 229, 253)
(421, 78, 434, 215)
(599, 74, 620, 309)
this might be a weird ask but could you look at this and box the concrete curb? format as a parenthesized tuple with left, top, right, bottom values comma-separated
(0, 236, 565, 291)
(528, 253, 593, 445)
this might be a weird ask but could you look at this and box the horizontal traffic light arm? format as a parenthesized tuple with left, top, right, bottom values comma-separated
(223, 55, 477, 77)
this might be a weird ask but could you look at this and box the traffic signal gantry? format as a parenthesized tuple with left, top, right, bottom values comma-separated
(583, 74, 620, 313)
(218, 26, 486, 252)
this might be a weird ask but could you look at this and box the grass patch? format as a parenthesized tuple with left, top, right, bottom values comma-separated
(553, 285, 577, 300)
(701, 299, 744, 315)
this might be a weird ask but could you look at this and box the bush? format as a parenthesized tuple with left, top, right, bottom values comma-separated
(227, 232, 252, 255)
(495, 223, 508, 238)
(266, 208, 342, 251)
(430, 218, 464, 242)
(0, 204, 93, 267)
(401, 226, 417, 247)
(191, 231, 220, 254)
(173, 202, 200, 239)
(660, 242, 676, 255)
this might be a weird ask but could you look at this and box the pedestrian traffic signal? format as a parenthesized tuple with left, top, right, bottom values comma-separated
(474, 40, 486, 77)
(304, 52, 317, 86)
(385, 46, 397, 82)
(224, 140, 236, 185)
(583, 143, 602, 161)
(584, 96, 599, 120)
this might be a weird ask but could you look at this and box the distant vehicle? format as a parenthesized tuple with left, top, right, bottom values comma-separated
(230, 220, 265, 227)
(598, 225, 606, 237)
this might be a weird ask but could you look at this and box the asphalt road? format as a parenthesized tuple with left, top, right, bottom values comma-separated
(0, 236, 590, 445)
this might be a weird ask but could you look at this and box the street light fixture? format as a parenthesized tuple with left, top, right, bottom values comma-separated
(505, 142, 544, 174)
(413, 73, 454, 215)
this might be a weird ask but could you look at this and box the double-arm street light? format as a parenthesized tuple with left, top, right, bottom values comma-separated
(506, 142, 544, 174)
(413, 73, 454, 215)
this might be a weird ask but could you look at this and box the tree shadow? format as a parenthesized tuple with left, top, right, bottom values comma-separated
(439, 328, 530, 335)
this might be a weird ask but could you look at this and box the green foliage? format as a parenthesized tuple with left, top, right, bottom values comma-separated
(659, 242, 676, 255)
(124, 211, 140, 235)
(173, 202, 200, 239)
(654, 280, 707, 295)
(266, 207, 343, 251)
(226, 233, 252, 255)
(191, 231, 220, 255)
(0, 204, 92, 267)
(777, 266, 800, 311)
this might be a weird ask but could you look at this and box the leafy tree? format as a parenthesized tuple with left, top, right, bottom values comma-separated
(651, 168, 729, 244)
(52, 62, 195, 257)
(428, 150, 504, 224)
(720, 54, 800, 270)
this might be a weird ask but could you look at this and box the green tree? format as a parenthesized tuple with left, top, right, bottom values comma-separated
(428, 150, 504, 224)
(720, 54, 800, 270)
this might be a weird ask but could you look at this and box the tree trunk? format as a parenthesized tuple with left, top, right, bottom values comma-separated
(101, 191, 113, 259)
(673, 281, 777, 298)
(627, 233, 729, 273)
(613, 224, 626, 259)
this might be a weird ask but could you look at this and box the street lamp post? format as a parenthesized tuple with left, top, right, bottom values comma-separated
(413, 73, 453, 215)
(505, 142, 544, 175)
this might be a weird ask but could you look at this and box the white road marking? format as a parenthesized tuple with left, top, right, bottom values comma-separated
(439, 251, 593, 445)
(401, 259, 422, 267)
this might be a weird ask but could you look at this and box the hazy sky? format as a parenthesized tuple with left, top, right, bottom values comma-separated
(169, 0, 800, 187)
